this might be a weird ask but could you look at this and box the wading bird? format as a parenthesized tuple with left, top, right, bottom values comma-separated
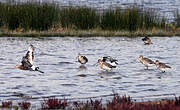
(142, 36, 153, 45)
(97, 59, 116, 71)
(102, 56, 118, 68)
(154, 60, 171, 73)
(139, 55, 155, 69)
(77, 53, 88, 64)
(14, 45, 44, 73)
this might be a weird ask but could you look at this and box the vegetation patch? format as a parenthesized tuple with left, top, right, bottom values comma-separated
(1, 94, 180, 110)
(0, 1, 179, 37)
(41, 97, 68, 109)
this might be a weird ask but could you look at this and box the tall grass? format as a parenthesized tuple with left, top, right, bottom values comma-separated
(0, 2, 170, 31)
(0, 2, 60, 30)
(175, 10, 180, 28)
(101, 7, 166, 31)
(59, 7, 100, 30)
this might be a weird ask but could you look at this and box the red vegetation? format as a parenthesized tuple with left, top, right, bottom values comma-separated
(1, 95, 180, 110)
(18, 101, 31, 109)
(106, 94, 132, 110)
(41, 97, 68, 109)
(72, 99, 104, 110)
(2, 101, 12, 108)
(71, 95, 180, 110)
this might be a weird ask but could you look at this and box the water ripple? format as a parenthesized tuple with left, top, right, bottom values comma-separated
(0, 37, 180, 103)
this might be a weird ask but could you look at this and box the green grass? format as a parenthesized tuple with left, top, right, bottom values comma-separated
(101, 7, 166, 31)
(174, 10, 180, 28)
(0, 1, 179, 37)
(0, 2, 60, 31)
(59, 7, 100, 30)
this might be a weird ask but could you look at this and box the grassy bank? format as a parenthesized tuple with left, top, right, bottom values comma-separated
(0, 2, 180, 37)
(1, 94, 180, 110)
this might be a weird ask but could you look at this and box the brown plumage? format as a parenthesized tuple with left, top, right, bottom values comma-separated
(155, 60, 171, 73)
(14, 65, 25, 70)
(15, 45, 35, 70)
(139, 55, 155, 69)
(77, 53, 88, 64)
(14, 45, 44, 73)
(26, 44, 34, 65)
(142, 37, 153, 45)
(102, 56, 118, 67)
(97, 59, 115, 71)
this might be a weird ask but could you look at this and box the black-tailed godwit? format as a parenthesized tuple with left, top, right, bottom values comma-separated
(154, 60, 171, 73)
(77, 53, 88, 64)
(139, 55, 155, 69)
(142, 37, 153, 45)
(102, 56, 118, 67)
(97, 59, 115, 71)
(14, 45, 44, 73)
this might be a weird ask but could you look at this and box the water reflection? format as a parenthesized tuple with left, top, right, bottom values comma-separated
(78, 65, 87, 70)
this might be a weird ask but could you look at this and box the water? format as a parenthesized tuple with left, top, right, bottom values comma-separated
(0, 0, 180, 21)
(0, 36, 180, 106)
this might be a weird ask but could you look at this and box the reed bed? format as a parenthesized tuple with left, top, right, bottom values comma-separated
(175, 10, 180, 28)
(101, 7, 166, 31)
(0, 2, 60, 31)
(0, 2, 166, 30)
(0, 1, 179, 36)
(59, 7, 100, 30)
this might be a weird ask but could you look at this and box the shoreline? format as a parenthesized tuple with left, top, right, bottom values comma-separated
(0, 29, 180, 37)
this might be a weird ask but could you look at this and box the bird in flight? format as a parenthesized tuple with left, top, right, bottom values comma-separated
(14, 44, 44, 73)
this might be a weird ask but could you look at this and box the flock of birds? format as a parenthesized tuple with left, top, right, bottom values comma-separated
(14, 37, 171, 73)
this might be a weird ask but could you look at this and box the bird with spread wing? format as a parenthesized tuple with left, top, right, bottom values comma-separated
(14, 45, 44, 73)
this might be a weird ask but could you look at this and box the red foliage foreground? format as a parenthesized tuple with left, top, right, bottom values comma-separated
(40, 94, 180, 110)
(70, 94, 180, 110)
(41, 97, 68, 109)
(18, 101, 31, 109)
(2, 101, 12, 108)
(1, 94, 180, 110)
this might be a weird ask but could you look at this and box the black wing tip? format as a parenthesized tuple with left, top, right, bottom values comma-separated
(37, 70, 44, 73)
(83, 56, 88, 61)
(142, 36, 150, 41)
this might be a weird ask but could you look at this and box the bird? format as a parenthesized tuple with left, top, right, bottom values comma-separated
(142, 36, 153, 45)
(139, 55, 155, 69)
(102, 56, 118, 67)
(97, 59, 116, 71)
(154, 60, 171, 73)
(77, 53, 88, 64)
(14, 44, 44, 73)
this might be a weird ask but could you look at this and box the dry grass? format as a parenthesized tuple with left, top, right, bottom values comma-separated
(0, 28, 179, 37)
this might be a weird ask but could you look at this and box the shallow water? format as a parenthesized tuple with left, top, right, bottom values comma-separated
(0, 37, 180, 105)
